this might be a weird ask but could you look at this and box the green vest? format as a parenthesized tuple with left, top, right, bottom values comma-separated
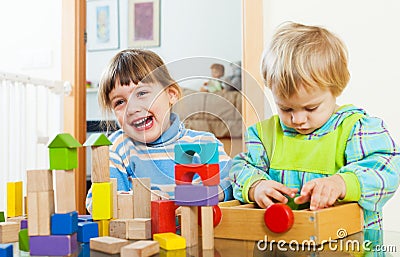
(256, 113, 363, 175)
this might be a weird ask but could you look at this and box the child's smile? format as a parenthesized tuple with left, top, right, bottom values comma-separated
(131, 116, 154, 131)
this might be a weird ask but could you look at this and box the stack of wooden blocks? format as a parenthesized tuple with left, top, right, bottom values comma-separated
(26, 133, 82, 256)
(174, 143, 219, 249)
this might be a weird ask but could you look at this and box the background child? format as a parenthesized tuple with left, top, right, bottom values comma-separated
(86, 49, 233, 212)
(200, 63, 224, 93)
(229, 22, 400, 229)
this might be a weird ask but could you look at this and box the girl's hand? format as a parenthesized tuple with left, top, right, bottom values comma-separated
(249, 180, 298, 208)
(294, 175, 346, 210)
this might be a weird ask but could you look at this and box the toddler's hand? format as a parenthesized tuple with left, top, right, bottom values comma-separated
(249, 180, 298, 208)
(294, 175, 346, 211)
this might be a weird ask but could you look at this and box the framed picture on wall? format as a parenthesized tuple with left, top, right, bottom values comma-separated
(87, 0, 120, 51)
(128, 0, 160, 48)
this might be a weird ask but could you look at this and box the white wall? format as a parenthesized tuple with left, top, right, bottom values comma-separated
(263, 0, 400, 231)
(0, 0, 63, 211)
(86, 0, 242, 120)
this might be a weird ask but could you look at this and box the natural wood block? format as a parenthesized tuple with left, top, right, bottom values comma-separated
(96, 219, 110, 236)
(26, 169, 53, 192)
(111, 178, 118, 219)
(128, 218, 151, 239)
(90, 236, 129, 254)
(201, 206, 214, 249)
(0, 222, 19, 243)
(121, 240, 159, 257)
(151, 200, 176, 235)
(214, 200, 364, 244)
(7, 181, 23, 217)
(181, 206, 198, 247)
(132, 178, 151, 218)
(91, 145, 110, 183)
(117, 191, 134, 219)
(6, 216, 26, 228)
(92, 182, 113, 220)
(27, 191, 55, 236)
(109, 219, 129, 239)
(54, 169, 76, 213)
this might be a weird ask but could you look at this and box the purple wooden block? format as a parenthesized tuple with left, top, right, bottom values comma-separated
(174, 185, 219, 206)
(29, 233, 78, 256)
(20, 219, 28, 229)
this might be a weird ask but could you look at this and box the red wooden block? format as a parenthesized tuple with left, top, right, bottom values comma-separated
(151, 200, 177, 236)
(264, 203, 294, 233)
(175, 164, 220, 186)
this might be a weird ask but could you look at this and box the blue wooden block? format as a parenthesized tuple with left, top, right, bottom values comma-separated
(78, 242, 90, 257)
(174, 185, 219, 206)
(30, 233, 78, 256)
(174, 143, 219, 164)
(51, 211, 78, 235)
(77, 222, 98, 243)
(0, 244, 13, 257)
(78, 214, 93, 222)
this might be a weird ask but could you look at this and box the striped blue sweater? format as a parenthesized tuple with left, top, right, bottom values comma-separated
(86, 113, 233, 211)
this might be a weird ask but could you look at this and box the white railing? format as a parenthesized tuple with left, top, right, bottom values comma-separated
(0, 72, 67, 211)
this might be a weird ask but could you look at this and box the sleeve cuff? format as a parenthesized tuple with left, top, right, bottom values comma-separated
(338, 172, 361, 202)
(219, 180, 233, 201)
(242, 174, 267, 203)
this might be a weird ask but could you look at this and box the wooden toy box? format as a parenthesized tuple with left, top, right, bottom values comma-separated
(213, 200, 363, 245)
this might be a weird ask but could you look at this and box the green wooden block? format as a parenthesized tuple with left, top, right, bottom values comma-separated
(48, 133, 82, 170)
(0, 211, 5, 222)
(286, 195, 310, 210)
(49, 148, 78, 170)
(83, 133, 112, 147)
(19, 228, 30, 252)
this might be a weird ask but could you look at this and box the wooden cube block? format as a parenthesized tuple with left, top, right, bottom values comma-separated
(51, 211, 78, 235)
(18, 228, 30, 252)
(29, 233, 78, 256)
(109, 219, 129, 239)
(128, 218, 151, 239)
(95, 219, 110, 236)
(0, 243, 13, 257)
(7, 181, 23, 217)
(92, 182, 113, 220)
(121, 240, 159, 257)
(26, 169, 53, 192)
(27, 190, 55, 236)
(153, 232, 186, 250)
(91, 145, 110, 183)
(90, 236, 130, 254)
(54, 170, 76, 213)
(6, 216, 26, 229)
(77, 221, 99, 243)
(132, 178, 151, 218)
(151, 200, 176, 235)
(0, 222, 19, 243)
(117, 191, 134, 219)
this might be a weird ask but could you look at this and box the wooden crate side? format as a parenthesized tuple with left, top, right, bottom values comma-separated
(315, 203, 363, 242)
(214, 207, 317, 242)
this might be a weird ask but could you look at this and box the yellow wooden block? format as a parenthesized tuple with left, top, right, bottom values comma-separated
(96, 219, 110, 236)
(7, 181, 23, 217)
(153, 232, 186, 250)
(92, 182, 113, 220)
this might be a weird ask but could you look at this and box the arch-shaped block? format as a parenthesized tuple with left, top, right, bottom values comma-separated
(174, 143, 219, 164)
(175, 164, 220, 186)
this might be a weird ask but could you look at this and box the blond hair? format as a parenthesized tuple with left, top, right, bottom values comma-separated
(262, 22, 350, 98)
(99, 49, 182, 116)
